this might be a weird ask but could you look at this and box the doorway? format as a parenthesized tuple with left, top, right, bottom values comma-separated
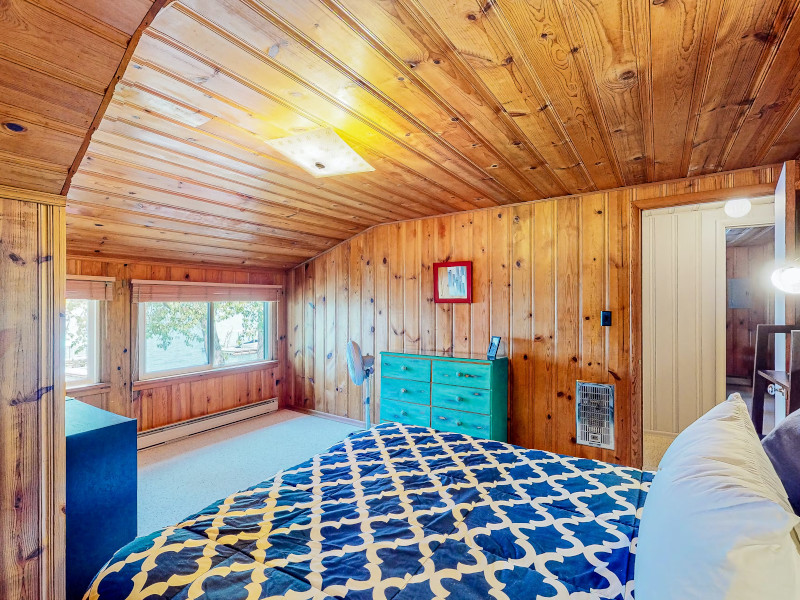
(725, 225, 776, 432)
(641, 198, 775, 469)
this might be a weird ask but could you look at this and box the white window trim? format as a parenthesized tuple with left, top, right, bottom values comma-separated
(65, 299, 101, 389)
(138, 301, 277, 380)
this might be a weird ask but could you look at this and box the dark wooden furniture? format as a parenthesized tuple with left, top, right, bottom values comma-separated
(752, 324, 800, 436)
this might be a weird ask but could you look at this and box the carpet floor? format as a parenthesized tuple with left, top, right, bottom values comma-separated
(137, 410, 358, 536)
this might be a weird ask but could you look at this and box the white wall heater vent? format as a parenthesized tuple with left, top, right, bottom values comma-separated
(576, 381, 615, 450)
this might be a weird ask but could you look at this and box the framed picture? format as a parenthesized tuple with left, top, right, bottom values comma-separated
(433, 261, 472, 303)
(487, 336, 501, 360)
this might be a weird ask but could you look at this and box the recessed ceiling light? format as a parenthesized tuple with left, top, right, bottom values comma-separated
(265, 128, 374, 178)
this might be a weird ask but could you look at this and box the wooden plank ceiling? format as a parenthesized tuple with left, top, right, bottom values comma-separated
(48, 0, 800, 268)
(0, 0, 157, 193)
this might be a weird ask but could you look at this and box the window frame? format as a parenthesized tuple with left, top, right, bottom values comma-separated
(65, 298, 101, 390)
(137, 300, 277, 380)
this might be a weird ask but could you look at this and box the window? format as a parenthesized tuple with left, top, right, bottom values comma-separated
(65, 299, 100, 387)
(139, 301, 275, 379)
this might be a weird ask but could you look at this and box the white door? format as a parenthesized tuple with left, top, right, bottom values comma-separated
(642, 198, 774, 439)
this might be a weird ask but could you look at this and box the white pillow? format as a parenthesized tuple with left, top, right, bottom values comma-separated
(635, 394, 800, 599)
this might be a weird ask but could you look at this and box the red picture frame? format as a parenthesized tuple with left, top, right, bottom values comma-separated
(433, 261, 472, 304)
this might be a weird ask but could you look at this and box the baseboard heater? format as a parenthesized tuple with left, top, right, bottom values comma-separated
(137, 398, 278, 451)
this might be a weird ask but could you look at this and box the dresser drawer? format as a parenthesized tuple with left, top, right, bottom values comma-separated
(381, 377, 430, 405)
(381, 398, 431, 428)
(431, 384, 491, 414)
(432, 360, 492, 389)
(432, 407, 491, 438)
(381, 355, 431, 382)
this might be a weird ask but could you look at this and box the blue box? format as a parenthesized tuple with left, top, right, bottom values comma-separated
(66, 398, 137, 600)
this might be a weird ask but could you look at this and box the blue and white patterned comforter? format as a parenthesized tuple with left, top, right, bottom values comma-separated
(85, 422, 652, 599)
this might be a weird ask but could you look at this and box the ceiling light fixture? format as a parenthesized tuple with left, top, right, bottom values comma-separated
(265, 128, 374, 178)
(772, 263, 800, 294)
(724, 198, 752, 218)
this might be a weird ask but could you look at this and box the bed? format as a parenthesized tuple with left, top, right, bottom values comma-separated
(85, 422, 652, 600)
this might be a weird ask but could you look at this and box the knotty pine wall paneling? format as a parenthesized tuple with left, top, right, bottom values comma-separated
(0, 188, 66, 600)
(65, 258, 286, 431)
(286, 164, 791, 468)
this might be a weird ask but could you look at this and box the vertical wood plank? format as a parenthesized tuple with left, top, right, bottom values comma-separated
(532, 200, 556, 452)
(403, 220, 421, 354)
(470, 210, 490, 355)
(555, 197, 580, 455)
(452, 212, 472, 355)
(388, 223, 404, 353)
(325, 251, 337, 415)
(375, 228, 390, 408)
(303, 262, 315, 408)
(510, 204, 533, 446)
(490, 208, 511, 431)
(361, 231, 376, 423)
(435, 216, 453, 353)
(335, 243, 350, 417)
(348, 237, 363, 420)
(419, 218, 436, 352)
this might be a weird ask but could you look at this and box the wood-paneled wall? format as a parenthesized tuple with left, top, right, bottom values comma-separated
(1, 189, 66, 600)
(727, 240, 775, 380)
(286, 164, 787, 467)
(65, 258, 286, 431)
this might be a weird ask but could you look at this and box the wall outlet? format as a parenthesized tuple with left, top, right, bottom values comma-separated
(600, 311, 612, 326)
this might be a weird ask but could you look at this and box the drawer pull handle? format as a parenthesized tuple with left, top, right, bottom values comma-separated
(400, 410, 408, 416)
(476, 425, 483, 430)
(455, 397, 463, 402)
(438, 416, 447, 421)
(401, 366, 408, 371)
(473, 392, 481, 396)
(456, 372, 473, 378)
(456, 420, 463, 426)
(401, 388, 407, 393)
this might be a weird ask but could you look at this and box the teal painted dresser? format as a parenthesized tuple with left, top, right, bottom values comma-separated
(379, 351, 508, 441)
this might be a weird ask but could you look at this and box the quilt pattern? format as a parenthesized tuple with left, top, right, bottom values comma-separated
(85, 422, 652, 600)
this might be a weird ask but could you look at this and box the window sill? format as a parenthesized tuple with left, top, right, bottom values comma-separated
(132, 360, 280, 391)
(66, 382, 112, 397)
